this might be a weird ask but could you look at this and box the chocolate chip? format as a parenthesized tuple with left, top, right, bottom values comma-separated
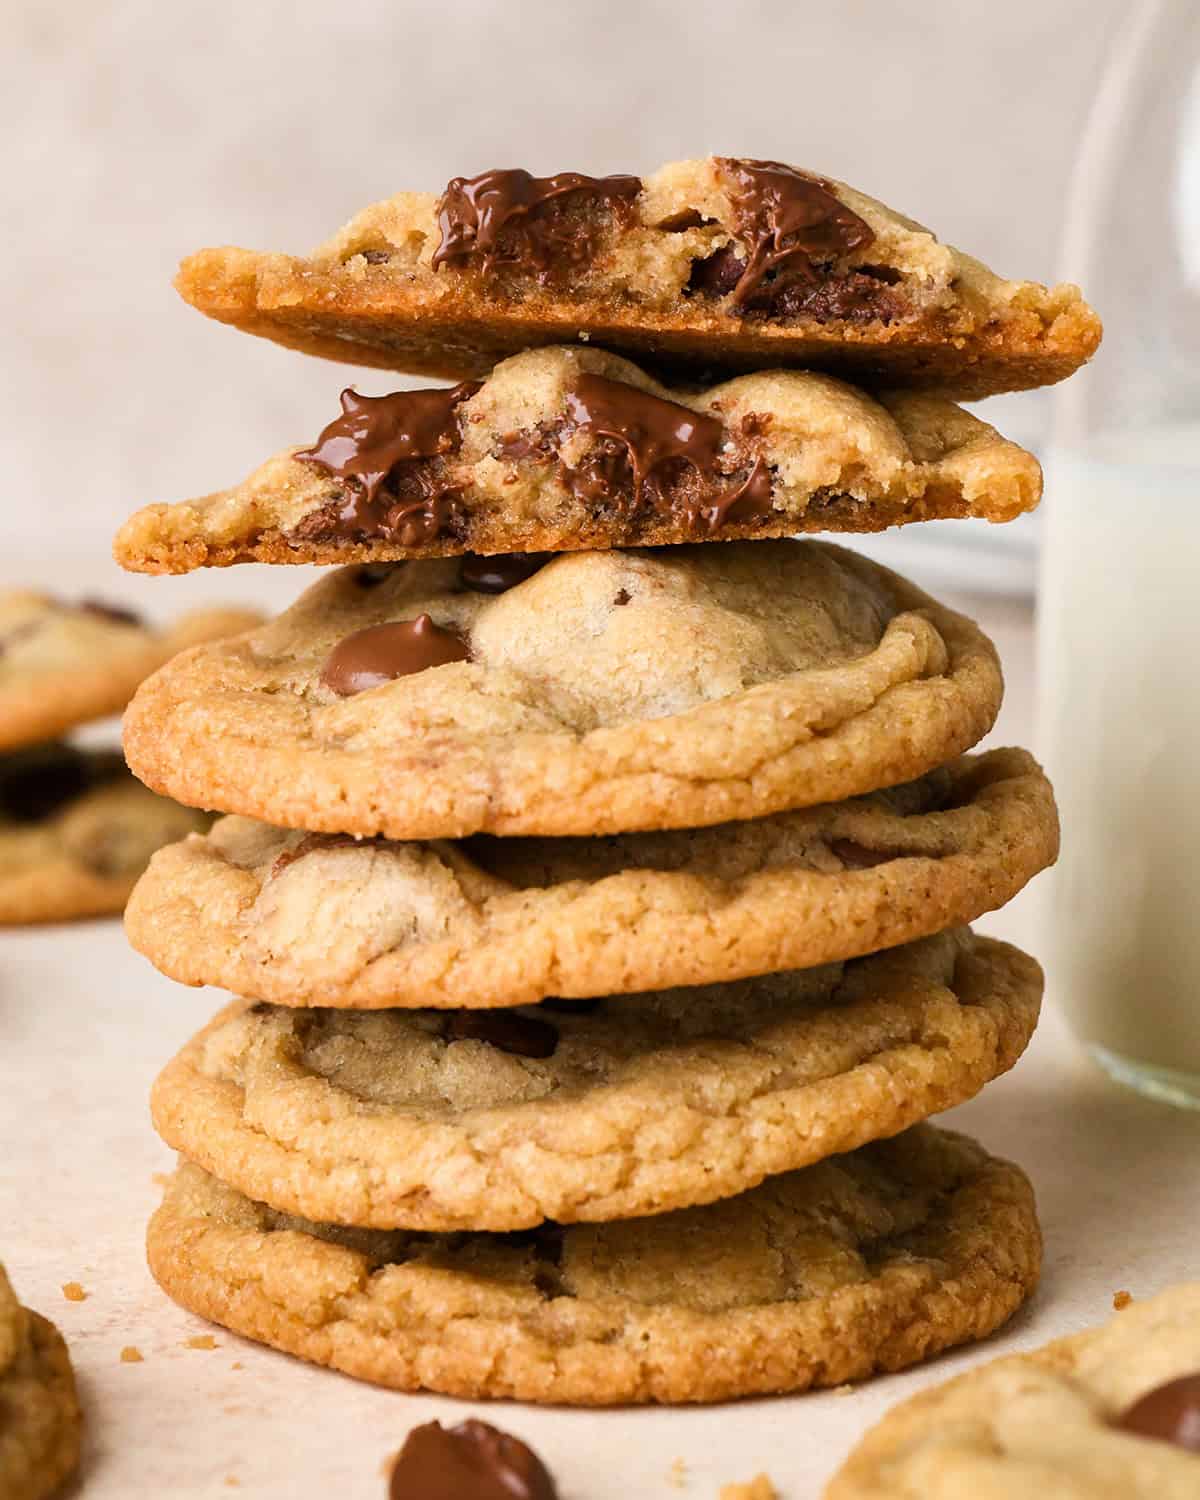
(612, 589, 631, 607)
(458, 553, 550, 595)
(79, 598, 143, 628)
(0, 743, 108, 823)
(388, 1418, 559, 1500)
(656, 208, 709, 231)
(321, 616, 470, 697)
(687, 244, 747, 299)
(442, 1010, 558, 1059)
(1116, 1374, 1200, 1452)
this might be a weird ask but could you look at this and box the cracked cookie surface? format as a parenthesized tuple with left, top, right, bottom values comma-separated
(121, 541, 1002, 839)
(825, 1284, 1200, 1499)
(0, 744, 210, 923)
(146, 1124, 1042, 1405)
(150, 930, 1041, 1230)
(176, 156, 1100, 398)
(114, 347, 1041, 575)
(0, 592, 261, 751)
(0, 1263, 81, 1500)
(126, 749, 1056, 1008)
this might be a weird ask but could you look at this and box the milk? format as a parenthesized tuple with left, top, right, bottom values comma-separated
(1039, 429, 1200, 1100)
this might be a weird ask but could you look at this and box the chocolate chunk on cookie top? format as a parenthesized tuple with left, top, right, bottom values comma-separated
(121, 540, 1003, 839)
(114, 346, 1041, 574)
(174, 155, 1099, 397)
(146, 1125, 1041, 1405)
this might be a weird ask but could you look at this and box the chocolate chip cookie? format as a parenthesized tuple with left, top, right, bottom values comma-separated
(0, 592, 261, 751)
(0, 743, 210, 923)
(125, 748, 1056, 1008)
(176, 156, 1100, 398)
(146, 1124, 1042, 1405)
(121, 541, 1002, 839)
(825, 1284, 1200, 1498)
(150, 930, 1041, 1230)
(0, 1263, 81, 1500)
(114, 347, 1041, 574)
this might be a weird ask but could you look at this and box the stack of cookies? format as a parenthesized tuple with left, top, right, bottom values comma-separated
(0, 593, 257, 925)
(117, 157, 1093, 1405)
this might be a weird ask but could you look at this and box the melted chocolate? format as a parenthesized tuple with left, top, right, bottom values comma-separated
(389, 1419, 558, 1500)
(321, 615, 470, 697)
(714, 158, 875, 307)
(432, 168, 641, 277)
(442, 1009, 559, 1059)
(269, 831, 373, 878)
(1117, 1374, 1200, 1452)
(295, 384, 478, 546)
(0, 744, 122, 823)
(563, 374, 773, 530)
(458, 553, 551, 595)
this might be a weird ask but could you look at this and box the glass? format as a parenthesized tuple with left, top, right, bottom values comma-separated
(1039, 0, 1200, 1107)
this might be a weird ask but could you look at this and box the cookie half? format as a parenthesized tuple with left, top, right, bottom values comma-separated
(126, 749, 1056, 1008)
(0, 744, 210, 924)
(825, 1284, 1200, 1498)
(151, 930, 1041, 1231)
(0, 592, 261, 751)
(176, 156, 1100, 398)
(113, 347, 1041, 575)
(147, 1124, 1041, 1405)
(122, 542, 1002, 839)
(0, 1264, 82, 1500)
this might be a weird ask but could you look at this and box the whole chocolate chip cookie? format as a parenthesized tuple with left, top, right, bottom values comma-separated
(121, 541, 1002, 839)
(0, 744, 210, 924)
(125, 748, 1056, 1009)
(150, 930, 1041, 1230)
(146, 1124, 1042, 1405)
(175, 156, 1100, 399)
(825, 1284, 1200, 1499)
(114, 347, 1041, 574)
(0, 592, 261, 751)
(0, 1263, 81, 1500)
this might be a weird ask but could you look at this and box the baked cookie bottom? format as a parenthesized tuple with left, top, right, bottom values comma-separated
(0, 749, 209, 924)
(0, 1267, 82, 1500)
(825, 1283, 1200, 1498)
(122, 542, 1003, 839)
(150, 930, 1041, 1231)
(125, 748, 1056, 1009)
(146, 1124, 1041, 1406)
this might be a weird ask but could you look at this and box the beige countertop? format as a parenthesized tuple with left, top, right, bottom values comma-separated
(2, 577, 1198, 1499)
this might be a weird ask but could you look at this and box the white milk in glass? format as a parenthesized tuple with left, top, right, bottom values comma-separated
(1039, 426, 1200, 1102)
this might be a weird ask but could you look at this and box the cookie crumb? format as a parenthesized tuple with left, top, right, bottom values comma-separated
(184, 1334, 218, 1350)
(61, 1282, 87, 1302)
(224, 1477, 240, 1488)
(152, 1172, 170, 1188)
(1113, 1289, 1133, 1310)
(120, 1346, 143, 1363)
(231, 1361, 243, 1370)
(833, 1382, 855, 1396)
(720, 1477, 777, 1500)
(667, 1455, 688, 1488)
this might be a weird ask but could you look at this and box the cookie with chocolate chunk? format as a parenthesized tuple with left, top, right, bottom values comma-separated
(825, 1284, 1200, 1499)
(0, 1262, 81, 1500)
(0, 743, 209, 924)
(150, 930, 1041, 1231)
(113, 347, 1041, 574)
(147, 1124, 1040, 1405)
(0, 592, 261, 751)
(122, 541, 1002, 839)
(176, 157, 1100, 399)
(125, 749, 1056, 1009)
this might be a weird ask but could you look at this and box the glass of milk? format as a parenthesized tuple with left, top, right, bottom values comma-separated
(1039, 0, 1200, 1105)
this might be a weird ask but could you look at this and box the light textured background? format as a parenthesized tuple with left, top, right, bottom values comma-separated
(3, 0, 1123, 611)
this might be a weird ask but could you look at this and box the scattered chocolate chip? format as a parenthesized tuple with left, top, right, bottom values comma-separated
(458, 553, 550, 595)
(321, 616, 470, 697)
(716, 157, 875, 307)
(432, 168, 641, 278)
(442, 1009, 559, 1059)
(388, 1418, 559, 1500)
(1116, 1374, 1200, 1452)
(612, 589, 631, 607)
(829, 839, 902, 870)
(78, 598, 143, 628)
(0, 744, 118, 823)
